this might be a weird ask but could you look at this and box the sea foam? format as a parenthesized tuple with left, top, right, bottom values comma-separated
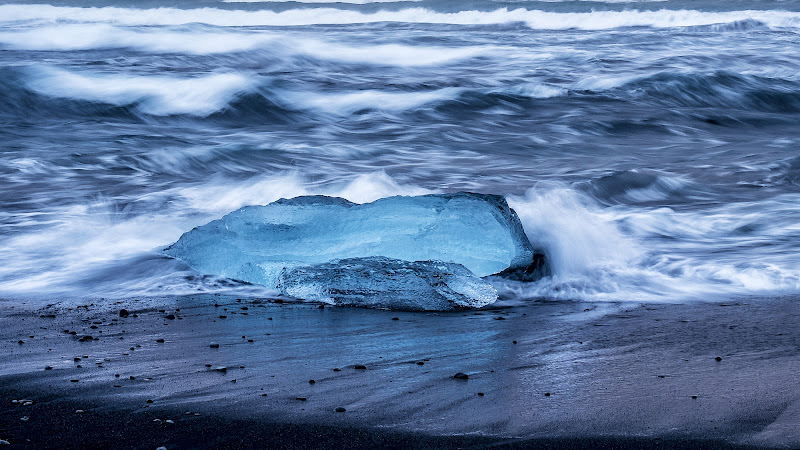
(1, 5, 799, 30)
(25, 66, 254, 116)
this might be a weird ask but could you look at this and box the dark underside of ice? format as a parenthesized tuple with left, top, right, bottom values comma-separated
(164, 192, 543, 309)
(277, 256, 498, 311)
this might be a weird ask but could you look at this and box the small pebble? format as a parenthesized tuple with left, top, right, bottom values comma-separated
(75, 410, 84, 414)
(453, 372, 469, 380)
(416, 361, 424, 366)
(215, 366, 227, 372)
(296, 397, 307, 401)
(692, 395, 698, 399)
(335, 407, 346, 412)
(478, 392, 484, 396)
(209, 342, 219, 348)
(156, 339, 165, 343)
(165, 420, 174, 424)
(165, 315, 175, 320)
(119, 309, 129, 317)
(544, 392, 551, 397)
(715, 356, 722, 362)
(333, 368, 341, 372)
(17, 340, 24, 344)
(354, 365, 366, 370)
(157, 446, 167, 450)
(44, 366, 52, 370)
(391, 317, 399, 321)
(70, 379, 79, 383)
(20, 416, 29, 421)
(309, 379, 316, 384)
(146, 399, 154, 404)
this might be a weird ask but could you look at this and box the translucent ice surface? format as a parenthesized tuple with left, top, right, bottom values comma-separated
(277, 256, 497, 310)
(164, 193, 535, 288)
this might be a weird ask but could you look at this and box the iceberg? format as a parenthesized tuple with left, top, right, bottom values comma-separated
(277, 256, 497, 311)
(164, 193, 537, 306)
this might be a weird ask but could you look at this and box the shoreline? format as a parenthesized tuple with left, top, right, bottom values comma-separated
(1, 295, 798, 448)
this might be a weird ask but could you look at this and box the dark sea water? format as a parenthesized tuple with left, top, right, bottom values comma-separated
(2, 0, 800, 304)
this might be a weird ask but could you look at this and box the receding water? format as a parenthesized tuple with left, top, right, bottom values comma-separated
(2, 0, 800, 303)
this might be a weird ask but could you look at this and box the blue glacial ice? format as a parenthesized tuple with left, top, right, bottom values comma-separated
(277, 256, 497, 310)
(164, 192, 536, 307)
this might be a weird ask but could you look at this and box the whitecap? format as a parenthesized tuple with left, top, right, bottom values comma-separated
(25, 66, 255, 116)
(2, 5, 800, 30)
(279, 87, 462, 115)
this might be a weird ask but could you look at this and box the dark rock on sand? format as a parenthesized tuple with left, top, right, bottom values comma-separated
(335, 407, 346, 412)
(354, 365, 366, 370)
(494, 252, 550, 282)
(453, 372, 469, 380)
(119, 309, 129, 317)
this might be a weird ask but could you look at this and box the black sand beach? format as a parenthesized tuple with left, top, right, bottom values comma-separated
(1, 296, 798, 448)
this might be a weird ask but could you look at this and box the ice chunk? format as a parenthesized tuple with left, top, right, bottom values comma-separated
(277, 256, 497, 310)
(164, 192, 535, 288)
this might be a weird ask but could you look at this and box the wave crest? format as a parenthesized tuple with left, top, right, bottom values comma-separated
(1, 5, 799, 30)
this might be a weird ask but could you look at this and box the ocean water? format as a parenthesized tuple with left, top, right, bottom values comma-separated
(2, 0, 800, 305)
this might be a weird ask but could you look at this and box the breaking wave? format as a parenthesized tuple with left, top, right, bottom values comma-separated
(1, 4, 799, 30)
(5, 65, 800, 122)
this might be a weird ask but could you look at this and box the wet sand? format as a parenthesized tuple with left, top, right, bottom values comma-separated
(1, 295, 798, 448)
